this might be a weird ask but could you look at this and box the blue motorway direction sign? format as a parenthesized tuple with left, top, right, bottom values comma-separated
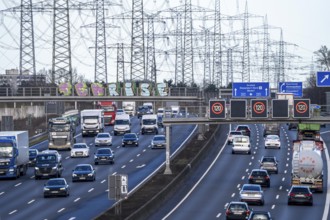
(278, 82, 302, 97)
(232, 82, 270, 98)
(316, 71, 330, 87)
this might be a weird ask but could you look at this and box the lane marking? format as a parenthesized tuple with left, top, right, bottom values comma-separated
(0, 191, 4, 195)
(121, 165, 126, 169)
(216, 213, 221, 218)
(241, 176, 245, 180)
(58, 208, 65, 213)
(231, 193, 235, 197)
(129, 159, 134, 163)
(137, 154, 141, 157)
(74, 198, 80, 202)
(112, 172, 117, 175)
(143, 149, 146, 152)
(9, 210, 17, 215)
(88, 188, 94, 192)
(271, 205, 275, 209)
(282, 177, 285, 181)
(68, 218, 76, 220)
(101, 180, 106, 183)
(27, 199, 35, 204)
(14, 183, 22, 187)
(279, 186, 282, 190)
(276, 195, 279, 199)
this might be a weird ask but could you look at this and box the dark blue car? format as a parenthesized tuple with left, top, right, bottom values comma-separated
(72, 164, 95, 182)
(122, 133, 139, 147)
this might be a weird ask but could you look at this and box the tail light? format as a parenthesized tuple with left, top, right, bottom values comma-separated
(226, 210, 232, 215)
(246, 210, 250, 216)
(306, 193, 312, 197)
(289, 193, 295, 196)
(265, 176, 270, 180)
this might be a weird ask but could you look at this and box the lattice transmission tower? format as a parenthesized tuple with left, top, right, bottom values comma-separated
(213, 0, 222, 88)
(183, 0, 194, 85)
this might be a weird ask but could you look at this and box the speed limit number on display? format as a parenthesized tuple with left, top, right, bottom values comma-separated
(251, 99, 268, 118)
(293, 99, 310, 118)
(209, 100, 226, 119)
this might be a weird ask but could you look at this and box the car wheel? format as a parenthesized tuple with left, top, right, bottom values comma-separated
(267, 183, 270, 187)
(122, 144, 125, 147)
(309, 201, 313, 206)
(248, 150, 251, 155)
(260, 200, 264, 206)
(232, 151, 235, 154)
(95, 162, 98, 165)
(44, 195, 48, 198)
(288, 201, 291, 205)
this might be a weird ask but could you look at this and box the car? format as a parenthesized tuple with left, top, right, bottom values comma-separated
(239, 184, 264, 205)
(164, 109, 172, 118)
(157, 107, 164, 117)
(95, 132, 112, 146)
(42, 149, 62, 161)
(28, 148, 39, 166)
(264, 135, 281, 149)
(137, 106, 151, 119)
(235, 125, 251, 137)
(72, 164, 96, 182)
(248, 169, 270, 187)
(70, 143, 90, 158)
(94, 148, 115, 165)
(225, 201, 252, 220)
(43, 178, 70, 198)
(122, 133, 139, 147)
(288, 185, 313, 206)
(228, 131, 243, 145)
(288, 123, 298, 130)
(116, 108, 125, 115)
(151, 135, 166, 149)
(247, 211, 272, 220)
(232, 135, 251, 154)
(259, 156, 278, 174)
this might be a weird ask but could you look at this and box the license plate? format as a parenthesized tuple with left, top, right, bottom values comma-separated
(255, 180, 262, 183)
(80, 177, 86, 180)
(128, 141, 132, 144)
(101, 158, 107, 160)
(51, 191, 58, 193)
(296, 194, 305, 197)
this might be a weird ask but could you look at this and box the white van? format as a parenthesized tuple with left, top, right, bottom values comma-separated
(114, 114, 131, 135)
(141, 114, 158, 134)
(143, 102, 154, 114)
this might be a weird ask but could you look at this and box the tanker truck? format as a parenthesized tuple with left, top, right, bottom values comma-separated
(291, 140, 323, 192)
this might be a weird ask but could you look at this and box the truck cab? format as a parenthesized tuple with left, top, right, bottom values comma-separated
(48, 117, 75, 150)
(81, 109, 105, 137)
(141, 114, 158, 135)
(114, 114, 131, 135)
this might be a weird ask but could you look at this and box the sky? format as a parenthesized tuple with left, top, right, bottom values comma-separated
(0, 0, 329, 84)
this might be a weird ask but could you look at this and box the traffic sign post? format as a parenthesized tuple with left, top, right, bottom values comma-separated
(293, 99, 310, 118)
(316, 71, 330, 87)
(209, 100, 226, 119)
(272, 99, 289, 118)
(251, 99, 268, 118)
(230, 99, 247, 118)
(232, 82, 270, 98)
(278, 82, 302, 97)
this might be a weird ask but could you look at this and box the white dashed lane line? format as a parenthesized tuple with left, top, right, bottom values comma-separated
(27, 199, 35, 204)
(101, 179, 106, 183)
(0, 191, 4, 195)
(58, 208, 65, 213)
(74, 198, 80, 202)
(14, 182, 22, 187)
(129, 159, 134, 162)
(121, 165, 126, 169)
(88, 188, 94, 192)
(9, 210, 17, 215)
(137, 154, 141, 157)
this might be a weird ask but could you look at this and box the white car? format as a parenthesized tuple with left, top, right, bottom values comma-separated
(95, 133, 113, 146)
(228, 130, 243, 145)
(71, 143, 90, 157)
(232, 135, 251, 154)
(42, 150, 62, 161)
(264, 135, 281, 149)
(116, 109, 125, 115)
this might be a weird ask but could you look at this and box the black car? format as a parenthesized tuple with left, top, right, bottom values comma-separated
(122, 133, 139, 147)
(288, 185, 313, 206)
(137, 106, 151, 119)
(94, 148, 115, 165)
(236, 125, 251, 137)
(43, 178, 70, 198)
(248, 211, 272, 220)
(29, 148, 39, 166)
(259, 156, 278, 174)
(72, 164, 96, 182)
(225, 201, 252, 220)
(248, 169, 270, 187)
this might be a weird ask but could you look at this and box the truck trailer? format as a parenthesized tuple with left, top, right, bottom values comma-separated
(0, 131, 29, 179)
(291, 140, 323, 192)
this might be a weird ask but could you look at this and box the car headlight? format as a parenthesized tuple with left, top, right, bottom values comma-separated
(34, 167, 39, 170)
(52, 166, 58, 170)
(44, 187, 50, 191)
(60, 187, 66, 190)
(72, 174, 77, 177)
(88, 173, 93, 176)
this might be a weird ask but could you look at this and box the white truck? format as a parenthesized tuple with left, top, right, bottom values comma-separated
(114, 114, 131, 135)
(0, 131, 29, 179)
(291, 140, 323, 192)
(123, 101, 136, 116)
(141, 114, 158, 135)
(81, 109, 105, 137)
(171, 106, 180, 117)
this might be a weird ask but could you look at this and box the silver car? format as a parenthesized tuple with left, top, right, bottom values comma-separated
(240, 184, 264, 205)
(95, 133, 112, 146)
(71, 143, 90, 158)
(151, 135, 166, 149)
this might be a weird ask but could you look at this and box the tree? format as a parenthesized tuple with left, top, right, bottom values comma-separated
(314, 45, 330, 71)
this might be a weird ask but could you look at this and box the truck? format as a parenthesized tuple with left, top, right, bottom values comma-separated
(114, 114, 131, 135)
(141, 114, 158, 135)
(0, 131, 29, 179)
(62, 109, 80, 127)
(34, 151, 63, 179)
(291, 140, 323, 192)
(48, 117, 75, 150)
(81, 109, 105, 137)
(123, 101, 136, 116)
(297, 123, 322, 142)
(98, 101, 117, 125)
(171, 106, 180, 117)
(263, 123, 280, 137)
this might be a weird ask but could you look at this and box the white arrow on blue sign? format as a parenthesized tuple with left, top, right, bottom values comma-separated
(316, 71, 330, 87)
(278, 82, 302, 97)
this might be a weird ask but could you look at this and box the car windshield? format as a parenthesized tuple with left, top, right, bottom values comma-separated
(97, 134, 110, 138)
(124, 134, 136, 139)
(98, 149, 111, 154)
(75, 165, 91, 171)
(153, 136, 165, 141)
(234, 137, 249, 143)
(230, 131, 241, 135)
(237, 126, 249, 131)
(267, 135, 278, 140)
(29, 150, 37, 156)
(252, 171, 267, 176)
(242, 185, 260, 191)
(229, 204, 247, 211)
(37, 155, 56, 163)
(73, 144, 86, 149)
(262, 157, 275, 163)
(47, 179, 65, 186)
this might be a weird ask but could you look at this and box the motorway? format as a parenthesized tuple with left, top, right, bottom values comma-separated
(149, 124, 329, 220)
(0, 116, 196, 220)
